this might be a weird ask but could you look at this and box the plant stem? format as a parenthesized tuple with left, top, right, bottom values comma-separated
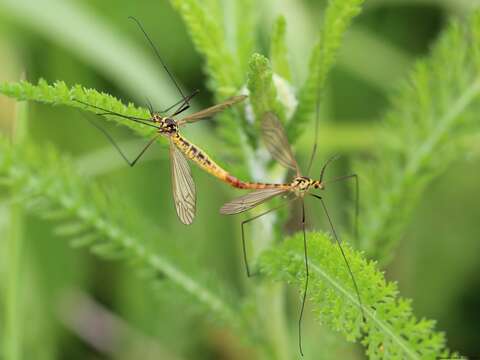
(5, 200, 22, 360)
(258, 282, 290, 360)
(246, 156, 290, 359)
(5, 98, 28, 360)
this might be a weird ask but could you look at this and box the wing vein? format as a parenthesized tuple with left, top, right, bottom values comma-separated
(170, 141, 196, 224)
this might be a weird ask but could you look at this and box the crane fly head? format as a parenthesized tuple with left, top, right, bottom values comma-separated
(312, 180, 325, 190)
(153, 115, 178, 136)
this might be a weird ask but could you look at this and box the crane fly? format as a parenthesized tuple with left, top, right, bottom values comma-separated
(220, 112, 365, 356)
(74, 17, 256, 224)
(76, 92, 249, 225)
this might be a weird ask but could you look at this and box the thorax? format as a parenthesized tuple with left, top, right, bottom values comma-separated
(289, 176, 321, 197)
(152, 114, 178, 136)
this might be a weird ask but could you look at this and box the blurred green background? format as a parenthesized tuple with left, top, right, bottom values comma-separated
(0, 0, 479, 359)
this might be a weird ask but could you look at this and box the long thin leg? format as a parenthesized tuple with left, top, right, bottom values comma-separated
(128, 16, 187, 103)
(167, 89, 200, 116)
(310, 194, 366, 321)
(299, 200, 308, 357)
(171, 89, 200, 117)
(123, 135, 160, 167)
(151, 88, 201, 115)
(306, 91, 321, 176)
(128, 17, 200, 118)
(324, 173, 359, 242)
(240, 200, 293, 277)
(74, 100, 159, 129)
(86, 114, 159, 167)
(145, 97, 154, 116)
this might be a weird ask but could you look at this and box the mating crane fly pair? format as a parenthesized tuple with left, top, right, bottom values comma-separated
(76, 16, 365, 356)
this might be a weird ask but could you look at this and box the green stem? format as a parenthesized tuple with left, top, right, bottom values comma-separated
(5, 98, 28, 360)
(5, 200, 22, 360)
(259, 282, 290, 360)
(245, 163, 290, 359)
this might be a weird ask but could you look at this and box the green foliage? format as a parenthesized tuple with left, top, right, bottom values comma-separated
(0, 135, 256, 343)
(236, 0, 257, 76)
(167, 0, 256, 178)
(4, 99, 28, 360)
(168, 0, 241, 97)
(260, 232, 451, 360)
(270, 16, 291, 82)
(359, 12, 480, 262)
(0, 129, 455, 358)
(2, 0, 478, 358)
(0, 79, 155, 139)
(287, 0, 365, 141)
(0, 78, 254, 182)
(247, 53, 286, 125)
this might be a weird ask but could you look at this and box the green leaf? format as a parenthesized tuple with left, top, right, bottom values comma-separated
(260, 232, 452, 359)
(0, 79, 155, 139)
(359, 12, 480, 262)
(270, 16, 291, 82)
(287, 0, 365, 142)
(169, 0, 241, 97)
(167, 0, 252, 176)
(236, 0, 257, 77)
(247, 53, 286, 125)
(0, 79, 254, 187)
(0, 136, 252, 342)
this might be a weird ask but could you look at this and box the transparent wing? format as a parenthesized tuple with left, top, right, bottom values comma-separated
(261, 112, 300, 174)
(220, 188, 288, 215)
(170, 140, 196, 224)
(177, 95, 247, 125)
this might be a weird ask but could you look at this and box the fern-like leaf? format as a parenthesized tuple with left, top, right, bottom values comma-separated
(168, 0, 241, 97)
(359, 12, 480, 262)
(287, 0, 365, 141)
(270, 16, 291, 82)
(0, 79, 255, 203)
(0, 79, 155, 139)
(247, 53, 287, 125)
(0, 137, 252, 341)
(260, 232, 452, 359)
(236, 0, 257, 77)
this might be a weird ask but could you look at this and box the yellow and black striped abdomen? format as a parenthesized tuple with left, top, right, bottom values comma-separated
(172, 133, 229, 180)
(172, 133, 290, 190)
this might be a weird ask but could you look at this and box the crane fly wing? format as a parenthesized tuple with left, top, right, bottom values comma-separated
(170, 140, 196, 224)
(177, 95, 247, 125)
(220, 188, 288, 215)
(261, 112, 300, 174)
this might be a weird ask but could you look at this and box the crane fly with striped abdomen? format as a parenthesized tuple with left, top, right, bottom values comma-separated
(220, 112, 365, 356)
(75, 93, 248, 225)
(75, 20, 295, 224)
(73, 17, 255, 224)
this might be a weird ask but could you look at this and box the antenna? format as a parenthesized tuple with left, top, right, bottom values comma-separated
(128, 16, 188, 104)
(319, 154, 340, 183)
